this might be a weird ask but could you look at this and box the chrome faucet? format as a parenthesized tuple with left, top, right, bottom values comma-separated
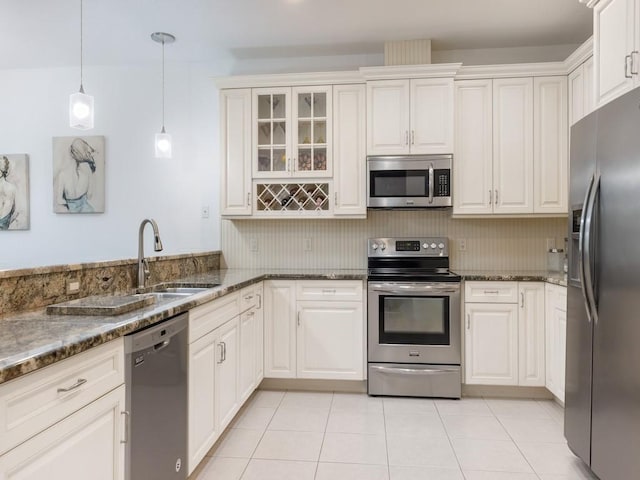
(138, 218, 163, 289)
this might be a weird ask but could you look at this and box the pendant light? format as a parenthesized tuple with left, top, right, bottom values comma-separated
(151, 32, 175, 158)
(69, 0, 94, 130)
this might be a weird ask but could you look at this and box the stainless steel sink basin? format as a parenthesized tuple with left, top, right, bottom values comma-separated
(153, 287, 211, 294)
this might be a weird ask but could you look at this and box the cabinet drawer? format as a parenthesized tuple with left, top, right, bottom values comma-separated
(465, 281, 518, 303)
(189, 292, 240, 343)
(239, 285, 258, 313)
(296, 280, 363, 302)
(0, 338, 124, 455)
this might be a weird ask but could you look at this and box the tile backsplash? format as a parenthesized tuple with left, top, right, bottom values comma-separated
(221, 210, 566, 271)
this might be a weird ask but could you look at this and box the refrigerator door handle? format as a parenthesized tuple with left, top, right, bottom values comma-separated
(579, 173, 596, 322)
(583, 172, 600, 324)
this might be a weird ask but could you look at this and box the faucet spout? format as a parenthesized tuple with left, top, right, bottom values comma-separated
(138, 218, 163, 289)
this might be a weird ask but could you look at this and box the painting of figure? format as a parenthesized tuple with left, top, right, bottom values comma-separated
(53, 136, 105, 213)
(0, 154, 29, 230)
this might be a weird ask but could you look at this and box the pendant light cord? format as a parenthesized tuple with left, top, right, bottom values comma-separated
(79, 0, 84, 92)
(162, 39, 165, 131)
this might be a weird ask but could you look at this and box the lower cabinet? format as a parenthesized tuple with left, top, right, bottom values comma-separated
(264, 280, 365, 381)
(0, 385, 126, 480)
(545, 283, 567, 402)
(464, 281, 545, 386)
(187, 283, 263, 475)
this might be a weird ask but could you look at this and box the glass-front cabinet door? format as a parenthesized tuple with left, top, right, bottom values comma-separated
(292, 86, 332, 177)
(253, 88, 291, 178)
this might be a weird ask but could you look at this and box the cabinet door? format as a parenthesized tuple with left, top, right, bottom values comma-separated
(0, 385, 125, 480)
(263, 281, 297, 378)
(556, 301, 567, 402)
(545, 284, 567, 401)
(493, 78, 534, 214)
(594, 0, 636, 107)
(534, 76, 568, 214)
(410, 78, 454, 154)
(239, 310, 257, 403)
(188, 330, 217, 474)
(333, 84, 366, 216)
(254, 283, 264, 384)
(584, 56, 595, 116)
(253, 88, 292, 178)
(453, 79, 493, 214)
(465, 303, 519, 385)
(297, 301, 364, 380)
(366, 80, 410, 155)
(215, 317, 239, 432)
(568, 65, 585, 126)
(221, 89, 252, 216)
(292, 86, 332, 177)
(518, 283, 545, 386)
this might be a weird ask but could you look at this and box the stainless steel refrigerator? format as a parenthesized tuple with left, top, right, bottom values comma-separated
(566, 86, 640, 480)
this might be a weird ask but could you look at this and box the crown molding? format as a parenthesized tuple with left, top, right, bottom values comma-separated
(564, 37, 594, 73)
(359, 63, 463, 80)
(214, 70, 363, 89)
(456, 62, 568, 80)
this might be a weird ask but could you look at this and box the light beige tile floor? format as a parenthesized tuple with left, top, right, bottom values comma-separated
(190, 390, 599, 480)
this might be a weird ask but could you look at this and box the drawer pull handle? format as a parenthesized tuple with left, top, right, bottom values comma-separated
(244, 294, 254, 301)
(257, 293, 262, 309)
(322, 289, 337, 294)
(483, 290, 500, 295)
(57, 378, 87, 393)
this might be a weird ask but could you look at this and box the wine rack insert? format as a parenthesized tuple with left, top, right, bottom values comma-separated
(255, 182, 330, 213)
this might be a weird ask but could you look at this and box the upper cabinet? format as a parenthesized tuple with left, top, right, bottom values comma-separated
(454, 75, 567, 216)
(366, 78, 454, 155)
(594, 0, 638, 107)
(253, 86, 332, 178)
(569, 56, 595, 126)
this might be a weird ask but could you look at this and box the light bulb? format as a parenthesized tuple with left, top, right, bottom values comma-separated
(155, 132, 172, 158)
(69, 91, 94, 129)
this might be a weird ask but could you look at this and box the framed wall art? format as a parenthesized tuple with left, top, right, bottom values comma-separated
(0, 154, 29, 230)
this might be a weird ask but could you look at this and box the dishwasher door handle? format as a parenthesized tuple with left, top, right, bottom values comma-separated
(153, 340, 170, 352)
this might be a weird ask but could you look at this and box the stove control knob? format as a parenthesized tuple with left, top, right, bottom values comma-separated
(371, 243, 378, 250)
(438, 243, 445, 249)
(422, 243, 428, 249)
(430, 243, 437, 249)
(380, 243, 387, 251)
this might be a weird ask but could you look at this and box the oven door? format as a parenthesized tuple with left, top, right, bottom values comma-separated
(367, 282, 461, 364)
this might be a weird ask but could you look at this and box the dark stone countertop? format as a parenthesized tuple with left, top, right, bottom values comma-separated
(455, 270, 567, 287)
(0, 268, 367, 385)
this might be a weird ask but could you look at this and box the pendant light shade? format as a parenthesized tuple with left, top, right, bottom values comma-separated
(70, 0, 94, 130)
(151, 32, 175, 158)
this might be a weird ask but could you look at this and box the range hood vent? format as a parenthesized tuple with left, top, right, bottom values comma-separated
(384, 39, 432, 66)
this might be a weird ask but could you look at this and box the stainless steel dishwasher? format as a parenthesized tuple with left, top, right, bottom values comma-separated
(124, 312, 188, 480)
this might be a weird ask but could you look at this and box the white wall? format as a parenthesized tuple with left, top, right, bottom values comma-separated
(0, 61, 227, 270)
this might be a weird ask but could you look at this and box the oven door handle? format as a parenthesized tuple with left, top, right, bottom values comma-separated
(370, 365, 459, 375)
(369, 284, 460, 294)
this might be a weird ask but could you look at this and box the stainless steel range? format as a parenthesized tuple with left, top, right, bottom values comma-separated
(367, 237, 461, 398)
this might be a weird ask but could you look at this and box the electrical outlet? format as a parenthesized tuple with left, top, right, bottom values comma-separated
(66, 279, 81, 294)
(201, 206, 210, 218)
(459, 239, 467, 251)
(546, 238, 556, 251)
(303, 238, 312, 252)
(249, 238, 258, 252)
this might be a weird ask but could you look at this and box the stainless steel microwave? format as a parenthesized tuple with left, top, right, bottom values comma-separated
(367, 155, 453, 208)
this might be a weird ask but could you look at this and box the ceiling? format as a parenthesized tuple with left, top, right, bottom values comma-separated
(0, 0, 593, 69)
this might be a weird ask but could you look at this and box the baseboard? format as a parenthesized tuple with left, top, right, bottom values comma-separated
(258, 378, 367, 393)
(462, 384, 554, 399)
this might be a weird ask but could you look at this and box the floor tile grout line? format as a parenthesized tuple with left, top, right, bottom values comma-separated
(312, 390, 335, 480)
(381, 398, 391, 480)
(436, 398, 470, 479)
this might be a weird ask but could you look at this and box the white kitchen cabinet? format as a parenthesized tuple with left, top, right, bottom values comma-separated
(569, 57, 595, 126)
(0, 385, 125, 480)
(594, 0, 637, 107)
(220, 89, 252, 216)
(454, 76, 566, 216)
(464, 281, 545, 387)
(254, 283, 265, 384)
(297, 301, 364, 380)
(215, 317, 240, 431)
(253, 86, 332, 178)
(453, 79, 493, 215)
(333, 84, 366, 216)
(367, 78, 454, 155)
(264, 280, 297, 378)
(518, 282, 546, 386)
(263, 280, 365, 381)
(238, 309, 257, 403)
(545, 283, 567, 402)
(492, 78, 534, 214)
(533, 76, 568, 215)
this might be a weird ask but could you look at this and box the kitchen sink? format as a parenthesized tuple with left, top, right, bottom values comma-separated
(152, 286, 211, 294)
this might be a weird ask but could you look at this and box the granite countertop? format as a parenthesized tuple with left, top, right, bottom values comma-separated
(0, 268, 367, 385)
(455, 270, 568, 287)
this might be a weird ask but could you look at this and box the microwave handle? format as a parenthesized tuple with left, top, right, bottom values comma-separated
(428, 163, 434, 204)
